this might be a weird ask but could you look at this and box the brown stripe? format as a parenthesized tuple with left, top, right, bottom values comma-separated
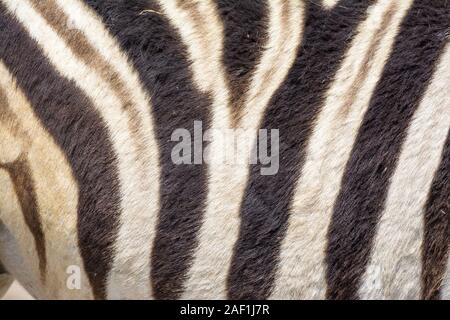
(0, 87, 45, 279)
(0, 261, 7, 274)
(85, 0, 212, 299)
(326, 0, 450, 300)
(0, 155, 46, 282)
(215, 0, 269, 125)
(422, 132, 450, 300)
(0, 5, 122, 299)
(339, 1, 397, 117)
(29, 0, 149, 165)
(227, 1, 374, 299)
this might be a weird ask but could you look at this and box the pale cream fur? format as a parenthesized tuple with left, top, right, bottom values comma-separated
(271, 0, 413, 299)
(359, 43, 450, 300)
(442, 255, 450, 300)
(159, 0, 305, 298)
(322, 0, 340, 10)
(54, 0, 161, 300)
(0, 61, 92, 299)
(0, 273, 13, 298)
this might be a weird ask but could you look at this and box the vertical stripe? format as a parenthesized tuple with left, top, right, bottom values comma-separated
(181, 0, 305, 299)
(215, 0, 269, 124)
(272, 0, 411, 300)
(359, 43, 450, 300)
(159, 0, 233, 299)
(0, 156, 46, 282)
(0, 4, 121, 299)
(326, 0, 450, 300)
(53, 0, 161, 299)
(422, 132, 449, 300)
(228, 0, 373, 299)
(0, 86, 45, 281)
(85, 0, 212, 299)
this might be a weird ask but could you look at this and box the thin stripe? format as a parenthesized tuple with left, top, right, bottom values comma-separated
(160, 0, 233, 299)
(0, 61, 93, 299)
(359, 43, 450, 300)
(422, 132, 449, 299)
(272, 0, 411, 299)
(85, 0, 212, 299)
(216, 0, 269, 125)
(0, 87, 46, 281)
(228, 0, 373, 299)
(53, 0, 161, 299)
(0, 156, 46, 282)
(326, 0, 450, 300)
(182, 0, 304, 299)
(0, 4, 121, 299)
(4, 0, 165, 299)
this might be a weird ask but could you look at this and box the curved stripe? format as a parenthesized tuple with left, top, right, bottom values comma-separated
(228, 0, 373, 299)
(0, 91, 45, 280)
(326, 0, 450, 300)
(422, 131, 449, 300)
(52, 0, 161, 299)
(272, 0, 412, 300)
(180, 0, 304, 299)
(85, 0, 212, 299)
(3, 0, 162, 299)
(359, 43, 450, 300)
(159, 0, 233, 299)
(0, 62, 92, 299)
(0, 156, 45, 282)
(0, 3, 121, 299)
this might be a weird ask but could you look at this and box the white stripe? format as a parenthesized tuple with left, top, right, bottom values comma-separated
(54, 0, 161, 300)
(271, 0, 413, 299)
(176, 0, 304, 298)
(1, 0, 158, 299)
(359, 43, 450, 300)
(0, 62, 93, 299)
(322, 0, 339, 10)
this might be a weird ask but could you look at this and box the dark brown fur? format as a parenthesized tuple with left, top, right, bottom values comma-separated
(0, 4, 122, 299)
(326, 0, 450, 300)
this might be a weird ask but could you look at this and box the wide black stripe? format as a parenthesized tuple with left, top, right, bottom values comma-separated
(84, 0, 212, 299)
(227, 0, 373, 299)
(0, 5, 122, 299)
(326, 0, 450, 300)
(216, 0, 268, 124)
(422, 132, 450, 300)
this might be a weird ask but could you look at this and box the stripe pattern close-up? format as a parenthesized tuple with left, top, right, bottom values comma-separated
(0, 0, 448, 300)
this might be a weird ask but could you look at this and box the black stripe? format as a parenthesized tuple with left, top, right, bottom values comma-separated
(84, 0, 212, 299)
(216, 0, 268, 123)
(0, 5, 122, 299)
(326, 0, 450, 300)
(227, 1, 373, 299)
(422, 132, 450, 300)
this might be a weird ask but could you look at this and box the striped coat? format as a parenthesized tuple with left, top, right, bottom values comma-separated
(0, 0, 449, 300)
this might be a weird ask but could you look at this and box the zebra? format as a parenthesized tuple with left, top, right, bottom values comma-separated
(0, 0, 449, 300)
